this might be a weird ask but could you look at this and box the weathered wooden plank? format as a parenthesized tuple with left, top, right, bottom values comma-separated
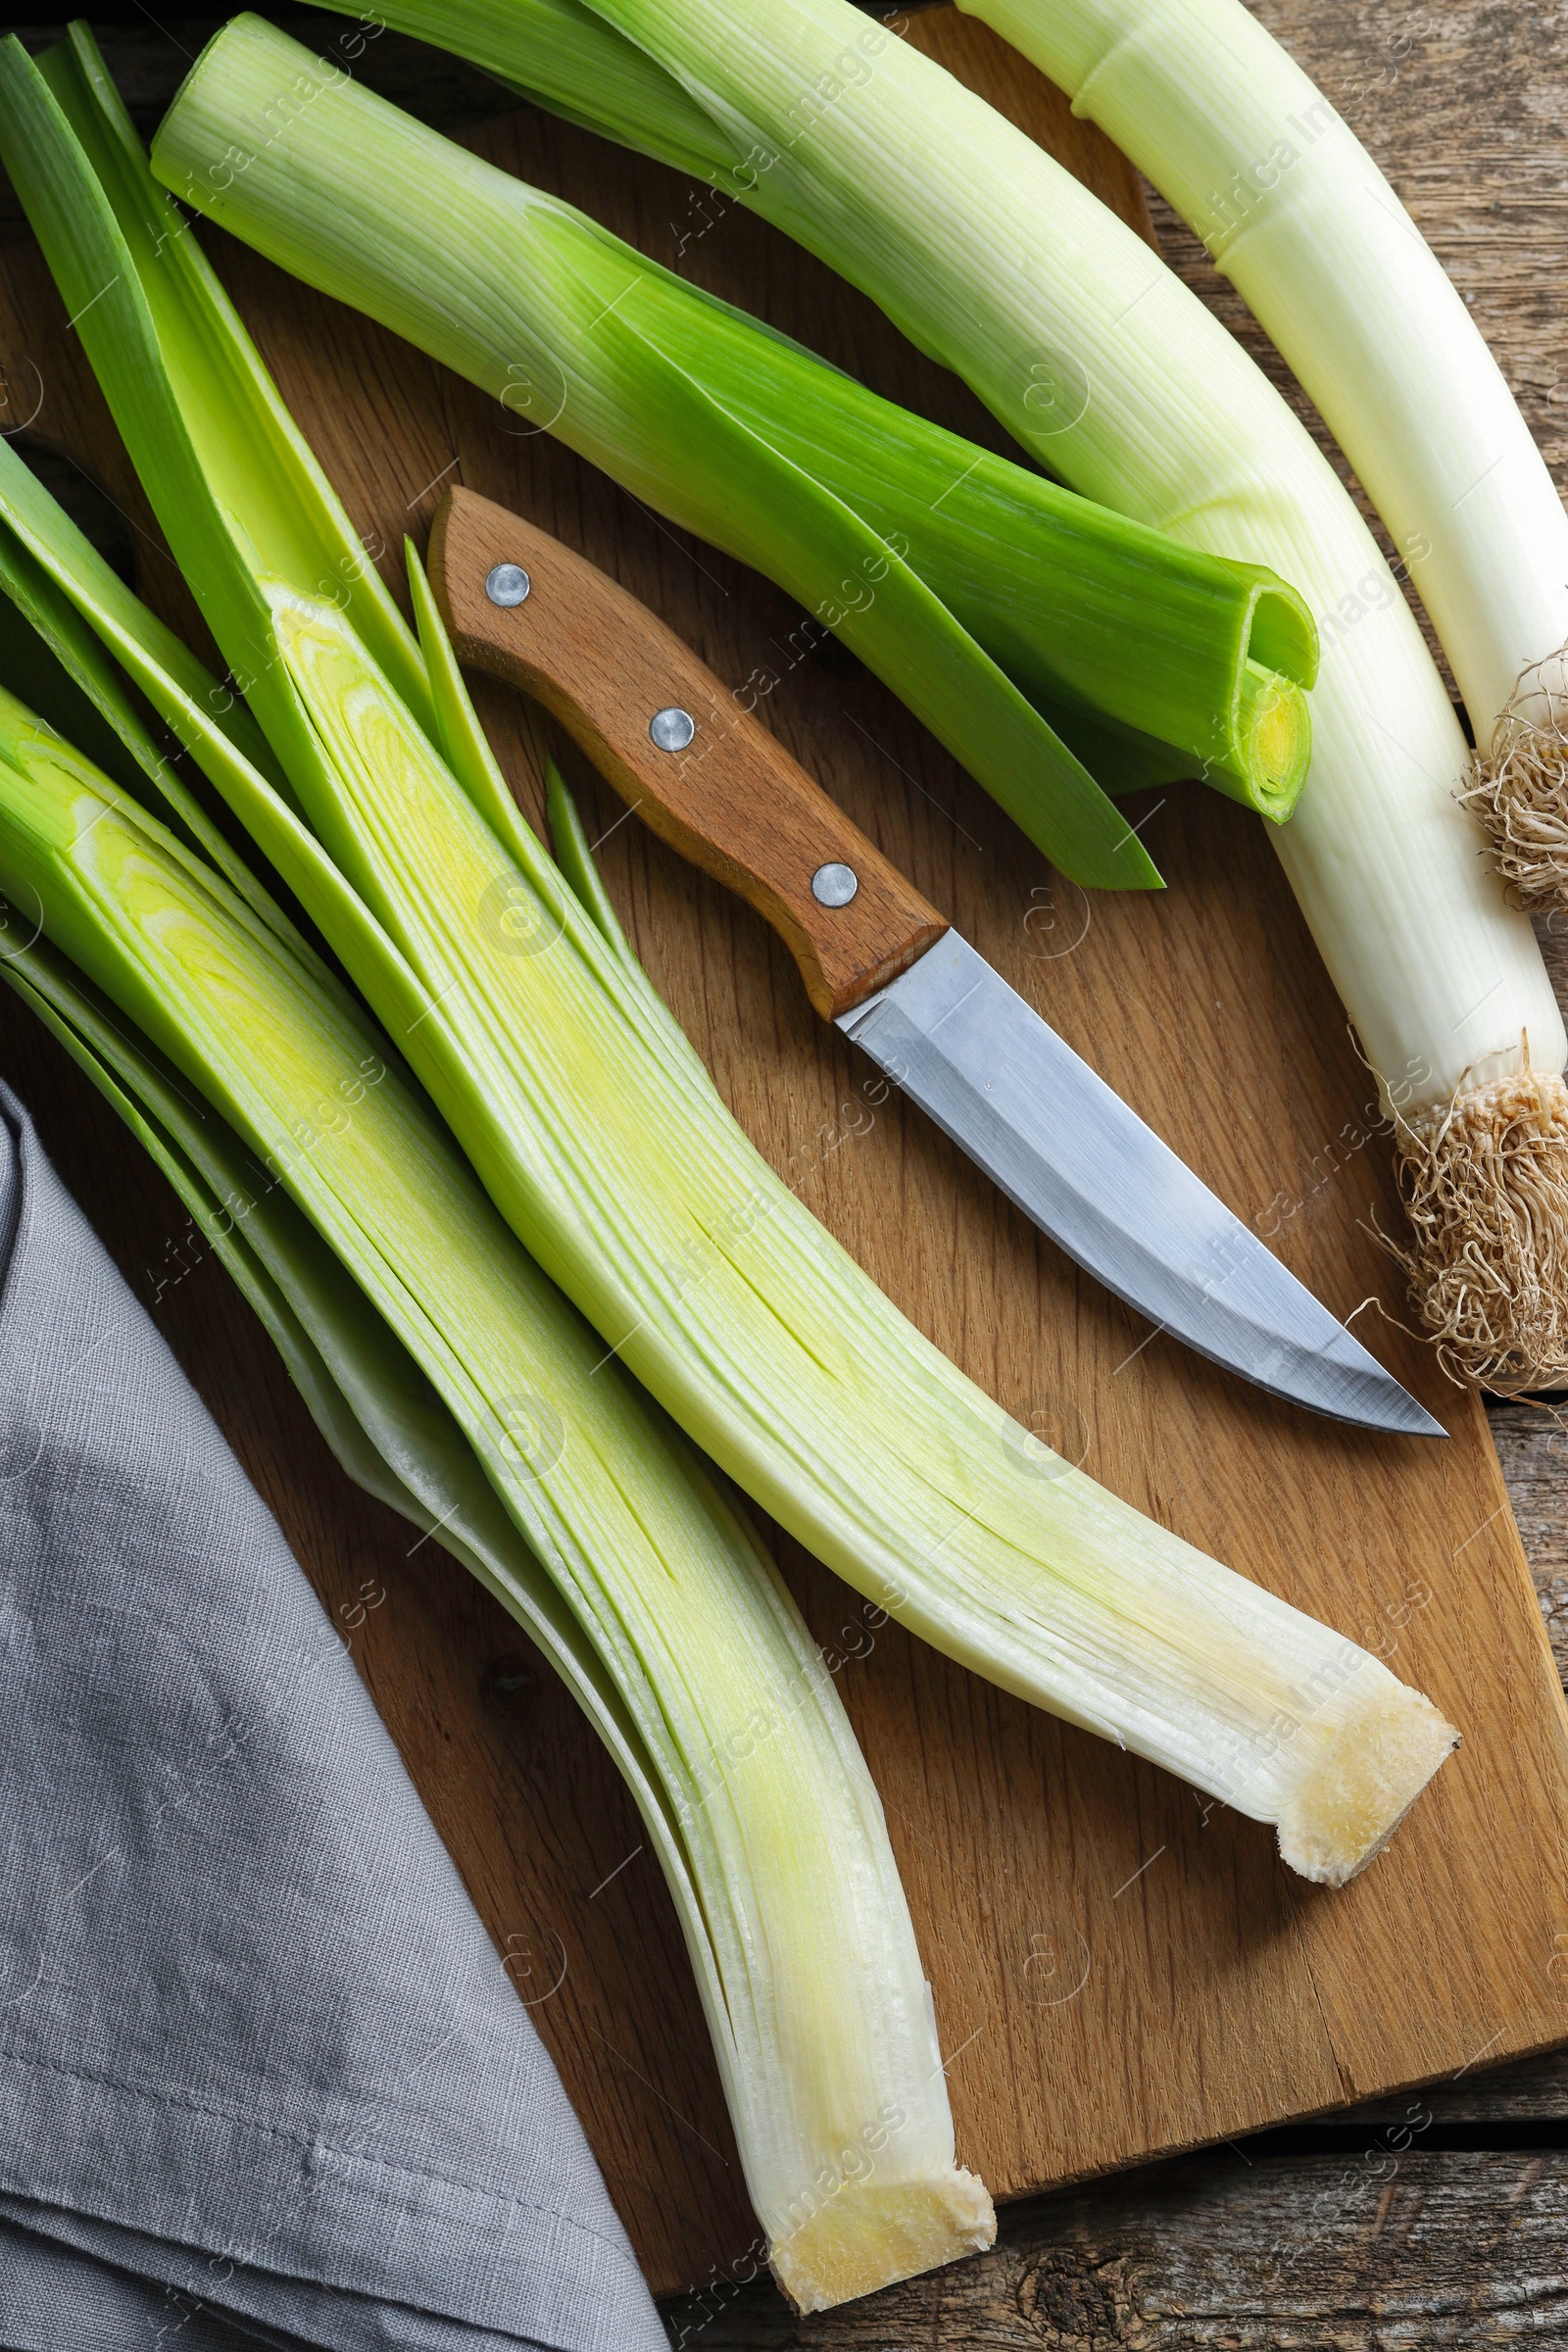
(1343, 2049, 1568, 2126)
(664, 2148, 1568, 2347)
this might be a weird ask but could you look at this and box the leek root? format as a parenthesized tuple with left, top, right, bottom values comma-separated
(1462, 661, 1568, 909)
(1392, 1071, 1568, 1395)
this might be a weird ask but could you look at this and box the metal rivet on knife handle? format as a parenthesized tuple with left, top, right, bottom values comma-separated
(811, 862, 858, 907)
(649, 706, 696, 753)
(484, 562, 531, 608)
(429, 486, 949, 1021)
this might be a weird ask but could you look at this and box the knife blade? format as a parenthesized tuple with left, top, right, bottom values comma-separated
(429, 486, 1442, 1439)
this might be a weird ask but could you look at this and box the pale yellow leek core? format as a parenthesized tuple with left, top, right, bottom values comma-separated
(775, 2172, 999, 2315)
(1238, 661, 1302, 807)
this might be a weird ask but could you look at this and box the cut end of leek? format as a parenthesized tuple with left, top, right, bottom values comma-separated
(1214, 660, 1311, 823)
(1461, 643, 1568, 908)
(1275, 1681, 1459, 1887)
(770, 2166, 997, 2315)
(1391, 1065, 1568, 1393)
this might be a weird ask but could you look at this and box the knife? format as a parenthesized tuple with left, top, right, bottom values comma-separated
(429, 486, 1443, 1439)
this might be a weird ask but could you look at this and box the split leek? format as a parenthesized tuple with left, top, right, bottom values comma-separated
(0, 686, 996, 2313)
(269, 0, 1568, 1388)
(0, 435, 994, 2314)
(140, 22, 1326, 855)
(0, 23, 1459, 1893)
(962, 0, 1568, 906)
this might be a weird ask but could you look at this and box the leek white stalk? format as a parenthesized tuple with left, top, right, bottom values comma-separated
(0, 680, 996, 2312)
(0, 22, 1462, 1891)
(271, 0, 1568, 1387)
(964, 0, 1568, 898)
(956, 0, 1568, 1385)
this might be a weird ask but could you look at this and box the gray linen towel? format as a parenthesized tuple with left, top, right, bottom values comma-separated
(0, 1083, 668, 2352)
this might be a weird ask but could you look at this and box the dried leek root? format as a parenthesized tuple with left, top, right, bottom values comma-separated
(0, 24, 1458, 1892)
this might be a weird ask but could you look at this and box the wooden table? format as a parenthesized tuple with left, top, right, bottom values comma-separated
(8, 4, 1568, 2341)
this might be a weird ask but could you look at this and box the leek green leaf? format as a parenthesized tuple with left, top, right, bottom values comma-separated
(253, 0, 1316, 824)
(150, 18, 1327, 846)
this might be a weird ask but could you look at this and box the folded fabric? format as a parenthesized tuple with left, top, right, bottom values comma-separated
(0, 1083, 667, 2352)
(0, 2210, 280, 2351)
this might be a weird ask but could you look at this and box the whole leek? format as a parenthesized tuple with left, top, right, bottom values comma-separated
(0, 24, 1460, 1891)
(269, 0, 1568, 1389)
(956, 0, 1568, 1386)
(963, 0, 1568, 907)
(0, 682, 996, 2312)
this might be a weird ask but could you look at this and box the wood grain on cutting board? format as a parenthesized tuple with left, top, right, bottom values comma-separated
(1, 7, 1566, 2298)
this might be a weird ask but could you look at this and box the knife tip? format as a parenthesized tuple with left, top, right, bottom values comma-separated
(1351, 1385, 1448, 1441)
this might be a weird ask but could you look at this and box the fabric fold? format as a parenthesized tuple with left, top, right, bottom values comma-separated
(0, 1083, 665, 2352)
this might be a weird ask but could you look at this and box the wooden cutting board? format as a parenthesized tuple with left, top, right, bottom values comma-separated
(4, 8, 1568, 2301)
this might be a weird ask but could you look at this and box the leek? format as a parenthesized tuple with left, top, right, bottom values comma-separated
(0, 690, 996, 2312)
(955, 0, 1568, 1386)
(269, 0, 1568, 1388)
(0, 22, 1460, 1890)
(962, 0, 1568, 906)
(0, 416, 995, 2315)
(141, 21, 1327, 858)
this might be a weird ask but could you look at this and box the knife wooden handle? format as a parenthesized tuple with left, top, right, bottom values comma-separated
(429, 486, 948, 1018)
